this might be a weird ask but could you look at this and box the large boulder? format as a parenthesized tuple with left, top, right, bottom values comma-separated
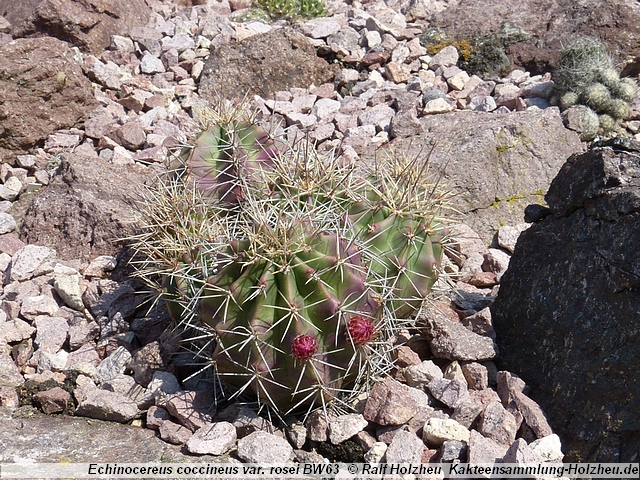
(0, 0, 151, 55)
(429, 0, 640, 76)
(0, 37, 97, 164)
(198, 27, 340, 101)
(14, 155, 154, 261)
(368, 108, 584, 244)
(491, 144, 640, 462)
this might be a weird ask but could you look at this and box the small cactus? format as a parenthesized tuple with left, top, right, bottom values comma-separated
(555, 37, 638, 140)
(254, 0, 327, 20)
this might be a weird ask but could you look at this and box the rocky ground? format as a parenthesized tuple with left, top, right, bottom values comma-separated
(0, 0, 639, 470)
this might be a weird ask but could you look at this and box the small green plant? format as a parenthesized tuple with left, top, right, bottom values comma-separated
(253, 0, 327, 21)
(554, 37, 638, 141)
(132, 101, 452, 418)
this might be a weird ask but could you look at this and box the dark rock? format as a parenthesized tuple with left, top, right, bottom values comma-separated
(0, 0, 151, 55)
(0, 37, 97, 164)
(492, 146, 640, 462)
(16, 154, 152, 261)
(429, 0, 640, 76)
(371, 108, 584, 243)
(198, 27, 339, 101)
(523, 203, 551, 223)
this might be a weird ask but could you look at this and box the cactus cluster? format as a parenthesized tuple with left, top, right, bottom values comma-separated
(253, 0, 327, 21)
(132, 101, 450, 418)
(554, 37, 638, 141)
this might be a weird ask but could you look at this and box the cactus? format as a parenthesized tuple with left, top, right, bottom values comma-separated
(554, 37, 638, 139)
(254, 0, 327, 21)
(173, 103, 281, 208)
(132, 103, 451, 417)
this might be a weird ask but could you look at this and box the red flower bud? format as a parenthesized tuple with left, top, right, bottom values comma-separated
(291, 334, 317, 361)
(346, 315, 375, 345)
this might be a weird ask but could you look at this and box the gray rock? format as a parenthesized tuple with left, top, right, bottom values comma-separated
(503, 437, 544, 464)
(482, 249, 511, 278)
(423, 417, 470, 446)
(420, 311, 498, 361)
(186, 422, 237, 455)
(370, 108, 584, 243)
(384, 430, 424, 463)
(0, 212, 16, 234)
(0, 411, 231, 462)
(312, 98, 342, 120)
(101, 374, 146, 406)
(451, 396, 484, 429)
(84, 256, 117, 278)
(458, 251, 485, 282)
(146, 405, 172, 431)
(0, 0, 150, 55)
(363, 378, 419, 426)
(164, 390, 215, 432)
(510, 389, 553, 439)
(159, 420, 192, 445)
(305, 409, 334, 442)
(492, 146, 640, 462)
(460, 307, 496, 339)
(301, 18, 342, 39)
(139, 370, 182, 408)
(17, 155, 151, 261)
(468, 429, 508, 463)
(140, 53, 166, 74)
(94, 346, 133, 385)
(20, 294, 60, 321)
(85, 56, 131, 90)
(497, 223, 529, 253)
(529, 434, 564, 462)
(0, 353, 24, 387)
(75, 389, 140, 423)
(461, 362, 489, 390)
(477, 401, 518, 446)
(364, 442, 387, 464)
(328, 414, 368, 445)
(286, 422, 308, 449)
(326, 27, 361, 57)
(447, 224, 487, 267)
(68, 321, 100, 350)
(236, 431, 294, 463)
(161, 34, 195, 53)
(9, 245, 56, 282)
(427, 378, 468, 408)
(357, 104, 395, 131)
(53, 270, 85, 311)
(0, 319, 36, 343)
(128, 341, 165, 387)
(429, 45, 458, 69)
(0, 38, 98, 163)
(0, 385, 20, 407)
(441, 440, 467, 461)
(199, 28, 337, 101)
(33, 316, 69, 354)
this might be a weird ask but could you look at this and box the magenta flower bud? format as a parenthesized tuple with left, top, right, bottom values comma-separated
(291, 334, 317, 361)
(347, 315, 375, 345)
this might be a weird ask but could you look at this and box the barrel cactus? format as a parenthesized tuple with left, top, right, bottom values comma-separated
(132, 103, 451, 417)
(554, 37, 638, 141)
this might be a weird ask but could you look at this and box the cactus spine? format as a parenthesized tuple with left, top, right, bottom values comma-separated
(132, 103, 450, 417)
